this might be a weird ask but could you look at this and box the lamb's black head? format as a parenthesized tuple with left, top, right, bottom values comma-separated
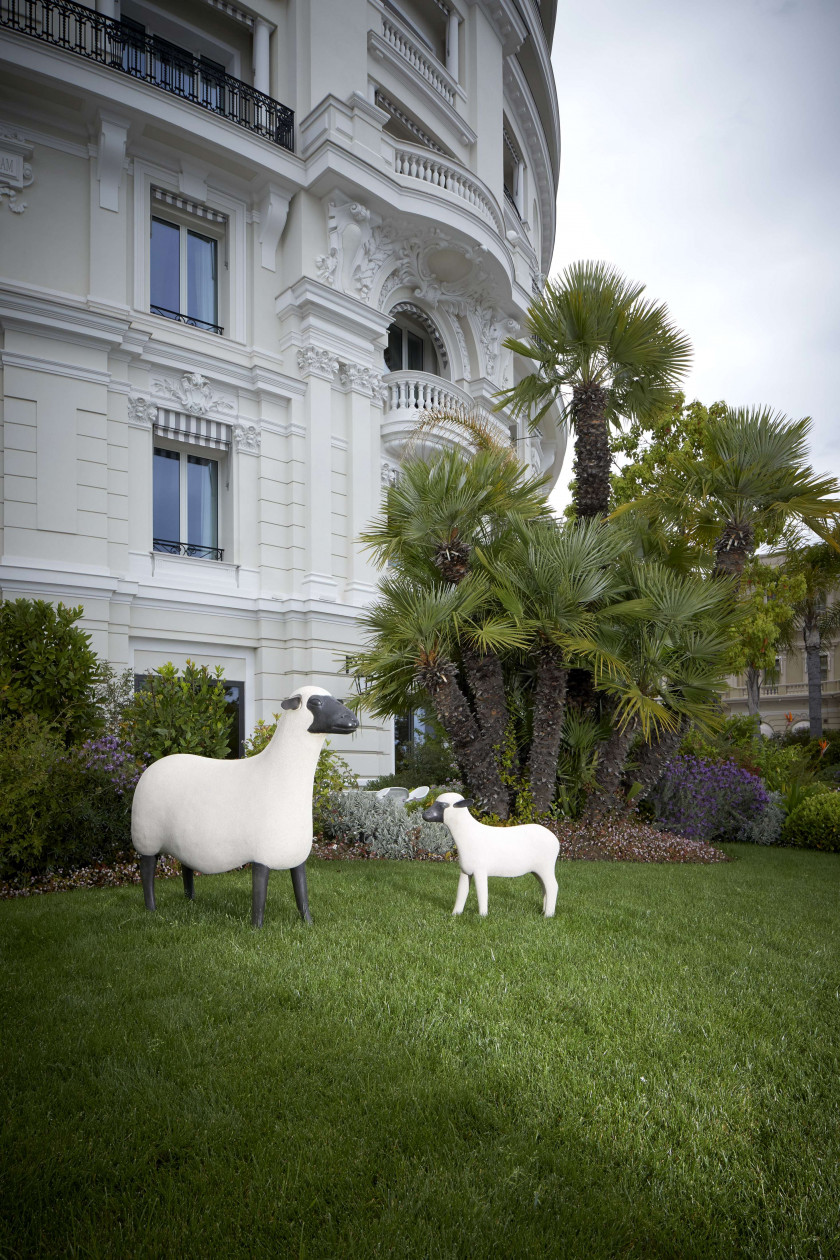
(305, 693, 359, 735)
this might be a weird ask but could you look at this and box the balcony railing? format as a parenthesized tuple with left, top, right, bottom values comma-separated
(380, 9, 455, 107)
(0, 0, 294, 151)
(381, 371, 513, 456)
(727, 681, 839, 699)
(150, 305, 223, 336)
(154, 539, 224, 561)
(392, 143, 504, 234)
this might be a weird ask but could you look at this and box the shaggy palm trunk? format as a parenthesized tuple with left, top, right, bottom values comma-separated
(713, 520, 755, 584)
(584, 719, 638, 817)
(526, 648, 568, 814)
(572, 383, 611, 520)
(460, 645, 508, 755)
(745, 666, 762, 717)
(629, 720, 688, 797)
(803, 622, 823, 738)
(421, 661, 509, 817)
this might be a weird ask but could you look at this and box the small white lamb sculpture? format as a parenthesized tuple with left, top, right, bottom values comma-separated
(422, 792, 560, 917)
(131, 685, 358, 927)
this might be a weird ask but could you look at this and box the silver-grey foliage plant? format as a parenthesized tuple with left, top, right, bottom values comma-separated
(738, 791, 784, 845)
(322, 791, 452, 858)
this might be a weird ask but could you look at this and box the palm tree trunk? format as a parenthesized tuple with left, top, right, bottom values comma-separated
(804, 622, 823, 737)
(712, 520, 755, 583)
(526, 647, 568, 814)
(460, 645, 508, 754)
(629, 720, 687, 796)
(425, 669, 510, 817)
(745, 666, 762, 716)
(584, 718, 637, 817)
(571, 383, 611, 520)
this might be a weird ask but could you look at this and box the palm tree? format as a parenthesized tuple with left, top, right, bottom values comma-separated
(484, 518, 636, 812)
(622, 407, 840, 584)
(583, 559, 737, 815)
(357, 445, 552, 817)
(348, 574, 528, 815)
(496, 261, 692, 519)
(784, 539, 840, 736)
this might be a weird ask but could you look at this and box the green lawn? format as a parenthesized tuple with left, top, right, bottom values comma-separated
(1, 847, 838, 1259)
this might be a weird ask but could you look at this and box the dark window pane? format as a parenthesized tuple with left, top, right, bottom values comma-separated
(406, 330, 424, 372)
(119, 16, 145, 75)
(153, 448, 180, 545)
(200, 56, 226, 111)
(187, 454, 218, 551)
(151, 218, 180, 317)
(385, 324, 403, 372)
(187, 231, 218, 327)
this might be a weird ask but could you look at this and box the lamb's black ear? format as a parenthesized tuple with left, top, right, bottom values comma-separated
(281, 696, 302, 710)
(454, 799, 474, 809)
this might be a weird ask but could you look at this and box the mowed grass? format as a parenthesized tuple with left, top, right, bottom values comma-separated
(1, 847, 838, 1259)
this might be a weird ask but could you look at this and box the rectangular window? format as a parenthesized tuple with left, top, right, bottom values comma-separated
(406, 330, 424, 372)
(153, 447, 222, 559)
(151, 215, 220, 332)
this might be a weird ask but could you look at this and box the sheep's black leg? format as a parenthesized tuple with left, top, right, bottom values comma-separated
(140, 854, 157, 912)
(290, 862, 313, 925)
(182, 865, 195, 901)
(252, 862, 270, 929)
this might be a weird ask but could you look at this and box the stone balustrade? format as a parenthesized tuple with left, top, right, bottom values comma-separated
(381, 12, 455, 107)
(392, 145, 504, 235)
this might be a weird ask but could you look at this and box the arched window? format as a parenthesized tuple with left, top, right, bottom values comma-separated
(384, 310, 441, 375)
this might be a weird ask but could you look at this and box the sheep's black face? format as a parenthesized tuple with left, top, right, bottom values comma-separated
(422, 801, 448, 823)
(307, 694, 359, 735)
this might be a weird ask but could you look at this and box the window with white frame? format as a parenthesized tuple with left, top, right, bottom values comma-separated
(384, 311, 441, 375)
(151, 414, 231, 560)
(150, 189, 228, 334)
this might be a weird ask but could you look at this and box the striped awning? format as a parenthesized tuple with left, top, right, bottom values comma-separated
(153, 409, 231, 451)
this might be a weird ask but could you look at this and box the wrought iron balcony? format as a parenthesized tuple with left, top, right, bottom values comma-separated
(1, 0, 294, 151)
(150, 305, 223, 336)
(153, 539, 224, 562)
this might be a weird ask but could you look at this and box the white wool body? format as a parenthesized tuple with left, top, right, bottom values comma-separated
(131, 685, 329, 873)
(430, 791, 560, 917)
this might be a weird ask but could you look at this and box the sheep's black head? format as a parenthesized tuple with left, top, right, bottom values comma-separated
(423, 796, 473, 823)
(305, 693, 359, 735)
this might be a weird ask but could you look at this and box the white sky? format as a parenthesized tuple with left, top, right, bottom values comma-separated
(547, 0, 840, 512)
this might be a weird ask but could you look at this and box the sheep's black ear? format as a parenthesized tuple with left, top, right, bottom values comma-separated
(281, 696, 302, 710)
(454, 799, 474, 809)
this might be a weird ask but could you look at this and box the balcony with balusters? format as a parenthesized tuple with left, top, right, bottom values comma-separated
(380, 370, 516, 462)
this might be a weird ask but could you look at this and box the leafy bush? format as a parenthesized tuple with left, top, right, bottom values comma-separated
(650, 755, 769, 843)
(738, 791, 784, 845)
(121, 661, 232, 762)
(0, 598, 101, 744)
(320, 791, 452, 858)
(94, 664, 136, 737)
(244, 719, 358, 832)
(781, 792, 840, 852)
(0, 718, 146, 878)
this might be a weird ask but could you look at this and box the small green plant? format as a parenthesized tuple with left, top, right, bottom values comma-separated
(0, 715, 68, 876)
(782, 792, 840, 852)
(0, 598, 102, 744)
(244, 718, 358, 830)
(121, 661, 232, 762)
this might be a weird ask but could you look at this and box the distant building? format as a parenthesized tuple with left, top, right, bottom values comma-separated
(0, 0, 564, 776)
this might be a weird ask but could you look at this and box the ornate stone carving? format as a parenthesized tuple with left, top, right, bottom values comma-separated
(381, 462, 400, 487)
(531, 270, 547, 296)
(233, 422, 261, 454)
(127, 396, 158, 426)
(296, 347, 339, 380)
(151, 372, 236, 417)
(339, 364, 384, 397)
(0, 127, 34, 214)
(316, 199, 399, 301)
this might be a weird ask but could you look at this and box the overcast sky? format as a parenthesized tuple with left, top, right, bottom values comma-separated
(547, 0, 840, 508)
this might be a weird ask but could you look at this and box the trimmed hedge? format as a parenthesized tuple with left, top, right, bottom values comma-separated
(782, 792, 840, 852)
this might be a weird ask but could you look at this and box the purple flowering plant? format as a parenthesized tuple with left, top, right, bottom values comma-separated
(651, 755, 770, 844)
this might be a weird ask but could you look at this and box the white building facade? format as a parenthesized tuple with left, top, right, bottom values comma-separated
(0, 0, 563, 777)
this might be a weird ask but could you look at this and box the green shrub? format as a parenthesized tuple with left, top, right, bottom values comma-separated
(244, 718, 358, 832)
(0, 598, 101, 744)
(121, 661, 232, 762)
(0, 720, 144, 878)
(782, 792, 840, 852)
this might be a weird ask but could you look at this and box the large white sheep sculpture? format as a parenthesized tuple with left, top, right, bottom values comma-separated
(131, 685, 358, 927)
(422, 792, 560, 917)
